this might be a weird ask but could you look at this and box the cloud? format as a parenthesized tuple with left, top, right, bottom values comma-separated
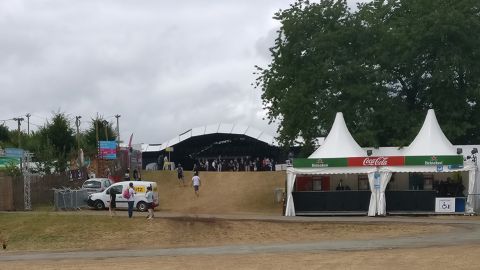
(0, 0, 367, 145)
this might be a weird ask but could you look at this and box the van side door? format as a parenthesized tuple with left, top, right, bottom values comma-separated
(115, 184, 129, 209)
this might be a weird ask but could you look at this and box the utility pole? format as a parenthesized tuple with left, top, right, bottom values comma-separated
(23, 151, 33, 210)
(114, 114, 121, 143)
(13, 117, 24, 147)
(95, 114, 100, 178)
(95, 114, 99, 142)
(75, 116, 82, 150)
(102, 120, 109, 141)
(25, 113, 31, 135)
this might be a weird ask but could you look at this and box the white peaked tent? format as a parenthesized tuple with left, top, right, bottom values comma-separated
(368, 109, 455, 216)
(401, 109, 479, 214)
(403, 109, 455, 156)
(286, 109, 478, 217)
(370, 109, 477, 215)
(286, 112, 371, 216)
(309, 112, 365, 158)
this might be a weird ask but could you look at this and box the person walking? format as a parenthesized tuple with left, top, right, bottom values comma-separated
(109, 187, 117, 217)
(127, 182, 135, 218)
(192, 171, 201, 197)
(133, 168, 139, 180)
(145, 185, 154, 219)
(177, 164, 185, 186)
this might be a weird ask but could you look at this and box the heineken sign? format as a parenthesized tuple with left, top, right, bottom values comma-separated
(293, 158, 348, 168)
(294, 155, 463, 168)
(404, 155, 463, 166)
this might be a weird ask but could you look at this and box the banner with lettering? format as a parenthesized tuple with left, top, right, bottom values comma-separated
(404, 155, 463, 166)
(0, 157, 20, 168)
(293, 158, 348, 168)
(98, 141, 117, 160)
(293, 155, 463, 168)
(348, 156, 405, 166)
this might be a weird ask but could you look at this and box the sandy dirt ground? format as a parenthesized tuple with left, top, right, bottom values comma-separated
(0, 215, 453, 251)
(2, 172, 480, 269)
(3, 245, 480, 270)
(142, 170, 286, 214)
(0, 215, 475, 270)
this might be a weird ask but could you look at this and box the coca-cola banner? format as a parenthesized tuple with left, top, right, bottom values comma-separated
(348, 156, 405, 167)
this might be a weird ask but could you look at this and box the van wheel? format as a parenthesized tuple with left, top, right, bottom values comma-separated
(94, 200, 105, 210)
(137, 201, 147, 212)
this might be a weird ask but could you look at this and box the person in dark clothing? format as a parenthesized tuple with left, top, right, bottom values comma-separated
(177, 164, 185, 186)
(109, 187, 117, 217)
(133, 169, 139, 180)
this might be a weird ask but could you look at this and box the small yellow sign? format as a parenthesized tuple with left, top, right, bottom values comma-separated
(134, 186, 146, 193)
(165, 147, 174, 152)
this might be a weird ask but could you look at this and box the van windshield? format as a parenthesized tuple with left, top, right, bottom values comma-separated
(83, 181, 100, 188)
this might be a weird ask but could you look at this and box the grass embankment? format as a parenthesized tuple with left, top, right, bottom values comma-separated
(141, 170, 286, 215)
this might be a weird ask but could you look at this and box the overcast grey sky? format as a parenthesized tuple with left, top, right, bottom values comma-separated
(0, 0, 365, 145)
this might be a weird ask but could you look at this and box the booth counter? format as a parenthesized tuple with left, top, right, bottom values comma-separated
(293, 190, 465, 214)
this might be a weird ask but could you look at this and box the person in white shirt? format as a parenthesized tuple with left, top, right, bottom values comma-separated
(145, 185, 154, 220)
(192, 172, 201, 197)
(127, 182, 135, 218)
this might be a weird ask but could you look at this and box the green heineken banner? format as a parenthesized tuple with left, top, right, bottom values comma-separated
(293, 158, 348, 168)
(404, 155, 463, 166)
(294, 155, 463, 168)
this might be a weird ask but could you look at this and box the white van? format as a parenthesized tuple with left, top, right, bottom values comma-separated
(87, 181, 159, 212)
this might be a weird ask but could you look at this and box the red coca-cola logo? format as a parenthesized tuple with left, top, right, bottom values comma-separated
(362, 157, 388, 166)
(348, 156, 405, 167)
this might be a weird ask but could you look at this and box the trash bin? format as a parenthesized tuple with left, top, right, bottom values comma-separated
(455, 197, 466, 212)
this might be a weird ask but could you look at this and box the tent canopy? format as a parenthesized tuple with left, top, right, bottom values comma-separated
(309, 112, 365, 158)
(403, 109, 455, 156)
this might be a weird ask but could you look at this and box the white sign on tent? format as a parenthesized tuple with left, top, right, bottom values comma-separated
(435, 198, 455, 213)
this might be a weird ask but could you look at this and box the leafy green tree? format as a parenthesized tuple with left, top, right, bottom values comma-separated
(256, 0, 480, 153)
(23, 112, 75, 173)
(0, 125, 12, 148)
(25, 129, 56, 174)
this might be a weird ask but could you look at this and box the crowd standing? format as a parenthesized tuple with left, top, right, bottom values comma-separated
(191, 157, 276, 172)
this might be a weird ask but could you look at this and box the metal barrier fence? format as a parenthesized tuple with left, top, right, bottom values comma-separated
(53, 188, 89, 210)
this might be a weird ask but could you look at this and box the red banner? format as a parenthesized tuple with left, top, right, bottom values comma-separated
(348, 156, 405, 167)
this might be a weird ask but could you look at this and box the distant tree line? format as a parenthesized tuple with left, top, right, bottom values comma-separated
(0, 112, 116, 174)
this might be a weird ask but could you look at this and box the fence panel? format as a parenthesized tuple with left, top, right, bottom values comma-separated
(53, 188, 89, 210)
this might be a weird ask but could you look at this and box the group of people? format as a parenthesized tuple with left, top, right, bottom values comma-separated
(176, 164, 201, 197)
(436, 177, 465, 197)
(192, 157, 276, 172)
(124, 168, 141, 181)
(106, 162, 203, 220)
(108, 182, 155, 220)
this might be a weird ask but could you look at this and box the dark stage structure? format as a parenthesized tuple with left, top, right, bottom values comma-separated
(142, 124, 289, 170)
